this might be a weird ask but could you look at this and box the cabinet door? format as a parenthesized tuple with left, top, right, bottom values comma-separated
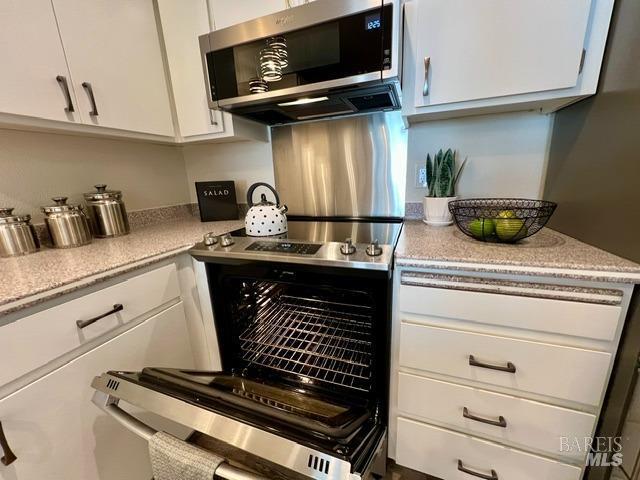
(0, 303, 194, 480)
(0, 0, 80, 122)
(414, 0, 592, 107)
(51, 0, 174, 136)
(157, 0, 224, 138)
(208, 0, 287, 30)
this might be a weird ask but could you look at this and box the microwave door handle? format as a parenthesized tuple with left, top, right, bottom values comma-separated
(91, 392, 268, 480)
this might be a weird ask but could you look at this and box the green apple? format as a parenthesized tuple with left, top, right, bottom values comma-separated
(495, 210, 526, 241)
(468, 218, 495, 239)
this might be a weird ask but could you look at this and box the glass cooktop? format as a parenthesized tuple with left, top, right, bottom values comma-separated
(229, 219, 403, 247)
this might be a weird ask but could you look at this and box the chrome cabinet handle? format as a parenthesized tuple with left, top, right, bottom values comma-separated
(422, 56, 430, 96)
(81, 82, 99, 116)
(463, 407, 507, 428)
(56, 75, 75, 112)
(0, 422, 17, 466)
(469, 355, 516, 373)
(458, 460, 498, 480)
(76, 304, 123, 329)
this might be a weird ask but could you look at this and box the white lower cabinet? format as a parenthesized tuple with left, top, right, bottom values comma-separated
(392, 269, 631, 479)
(398, 373, 596, 460)
(396, 417, 582, 480)
(399, 323, 611, 406)
(0, 302, 194, 480)
(0, 263, 180, 388)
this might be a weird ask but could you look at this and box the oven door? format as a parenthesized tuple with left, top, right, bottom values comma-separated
(91, 373, 387, 480)
(200, 0, 397, 112)
(90, 260, 391, 479)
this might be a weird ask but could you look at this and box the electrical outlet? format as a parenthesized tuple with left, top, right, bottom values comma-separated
(415, 165, 427, 188)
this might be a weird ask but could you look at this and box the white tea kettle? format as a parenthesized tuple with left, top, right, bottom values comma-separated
(245, 183, 288, 236)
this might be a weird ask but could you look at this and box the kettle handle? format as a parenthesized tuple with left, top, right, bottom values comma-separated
(246, 183, 280, 207)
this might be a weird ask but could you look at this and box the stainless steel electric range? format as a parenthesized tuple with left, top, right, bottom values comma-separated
(91, 110, 407, 480)
(92, 218, 401, 480)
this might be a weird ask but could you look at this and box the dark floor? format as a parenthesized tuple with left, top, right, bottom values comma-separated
(384, 462, 433, 479)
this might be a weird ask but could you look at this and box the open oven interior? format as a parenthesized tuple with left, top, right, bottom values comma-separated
(234, 281, 375, 395)
(206, 262, 391, 438)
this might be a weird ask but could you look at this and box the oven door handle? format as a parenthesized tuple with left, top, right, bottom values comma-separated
(92, 391, 268, 480)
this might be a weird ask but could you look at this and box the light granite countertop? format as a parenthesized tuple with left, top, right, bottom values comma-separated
(0, 217, 244, 314)
(396, 221, 640, 283)
(3, 216, 639, 316)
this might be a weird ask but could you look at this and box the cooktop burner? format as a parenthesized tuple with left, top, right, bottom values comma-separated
(229, 219, 402, 246)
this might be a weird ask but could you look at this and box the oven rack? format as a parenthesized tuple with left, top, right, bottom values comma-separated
(239, 295, 374, 392)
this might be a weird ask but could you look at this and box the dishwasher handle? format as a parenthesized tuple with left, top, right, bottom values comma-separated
(92, 392, 268, 480)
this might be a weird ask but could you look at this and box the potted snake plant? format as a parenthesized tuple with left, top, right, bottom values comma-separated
(423, 149, 467, 226)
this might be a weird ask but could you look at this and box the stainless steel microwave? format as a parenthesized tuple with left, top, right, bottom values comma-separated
(199, 0, 401, 125)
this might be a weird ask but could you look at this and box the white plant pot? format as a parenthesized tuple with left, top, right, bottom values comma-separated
(423, 196, 458, 226)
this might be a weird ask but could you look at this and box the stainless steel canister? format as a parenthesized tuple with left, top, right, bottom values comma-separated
(41, 197, 92, 248)
(83, 184, 130, 237)
(0, 208, 40, 257)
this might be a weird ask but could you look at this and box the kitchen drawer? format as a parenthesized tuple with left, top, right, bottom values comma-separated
(0, 263, 180, 387)
(399, 282, 621, 341)
(398, 372, 596, 459)
(396, 417, 582, 480)
(399, 323, 611, 406)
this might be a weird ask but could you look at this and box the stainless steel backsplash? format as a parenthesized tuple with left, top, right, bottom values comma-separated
(271, 111, 407, 218)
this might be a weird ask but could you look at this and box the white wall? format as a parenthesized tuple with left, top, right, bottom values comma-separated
(182, 138, 275, 205)
(406, 111, 553, 202)
(1, 111, 552, 226)
(0, 129, 189, 222)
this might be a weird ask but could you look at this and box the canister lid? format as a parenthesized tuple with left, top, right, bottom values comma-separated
(84, 184, 122, 201)
(0, 207, 32, 224)
(41, 197, 82, 214)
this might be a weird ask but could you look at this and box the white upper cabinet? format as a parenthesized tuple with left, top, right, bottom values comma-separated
(415, 0, 591, 106)
(51, 0, 175, 136)
(403, 0, 614, 121)
(156, 0, 269, 142)
(156, 0, 221, 138)
(0, 0, 80, 123)
(207, 0, 289, 30)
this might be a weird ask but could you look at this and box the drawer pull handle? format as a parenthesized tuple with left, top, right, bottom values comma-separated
(76, 304, 123, 329)
(0, 422, 17, 466)
(469, 355, 516, 373)
(458, 460, 498, 480)
(463, 407, 507, 428)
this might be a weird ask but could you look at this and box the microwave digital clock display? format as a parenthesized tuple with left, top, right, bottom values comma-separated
(365, 12, 381, 30)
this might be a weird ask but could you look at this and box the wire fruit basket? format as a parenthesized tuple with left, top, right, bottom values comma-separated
(448, 198, 557, 243)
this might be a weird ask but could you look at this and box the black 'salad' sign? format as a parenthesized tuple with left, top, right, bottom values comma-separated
(195, 181, 238, 222)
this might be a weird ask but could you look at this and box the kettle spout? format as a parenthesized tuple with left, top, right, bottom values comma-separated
(279, 204, 288, 215)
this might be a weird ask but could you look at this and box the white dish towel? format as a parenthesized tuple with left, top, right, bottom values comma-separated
(149, 431, 225, 480)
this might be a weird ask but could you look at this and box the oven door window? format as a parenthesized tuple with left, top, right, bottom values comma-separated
(207, 4, 393, 102)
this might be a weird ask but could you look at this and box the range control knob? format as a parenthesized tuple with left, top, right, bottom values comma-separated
(203, 232, 218, 246)
(340, 238, 356, 255)
(366, 240, 382, 257)
(219, 233, 235, 247)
